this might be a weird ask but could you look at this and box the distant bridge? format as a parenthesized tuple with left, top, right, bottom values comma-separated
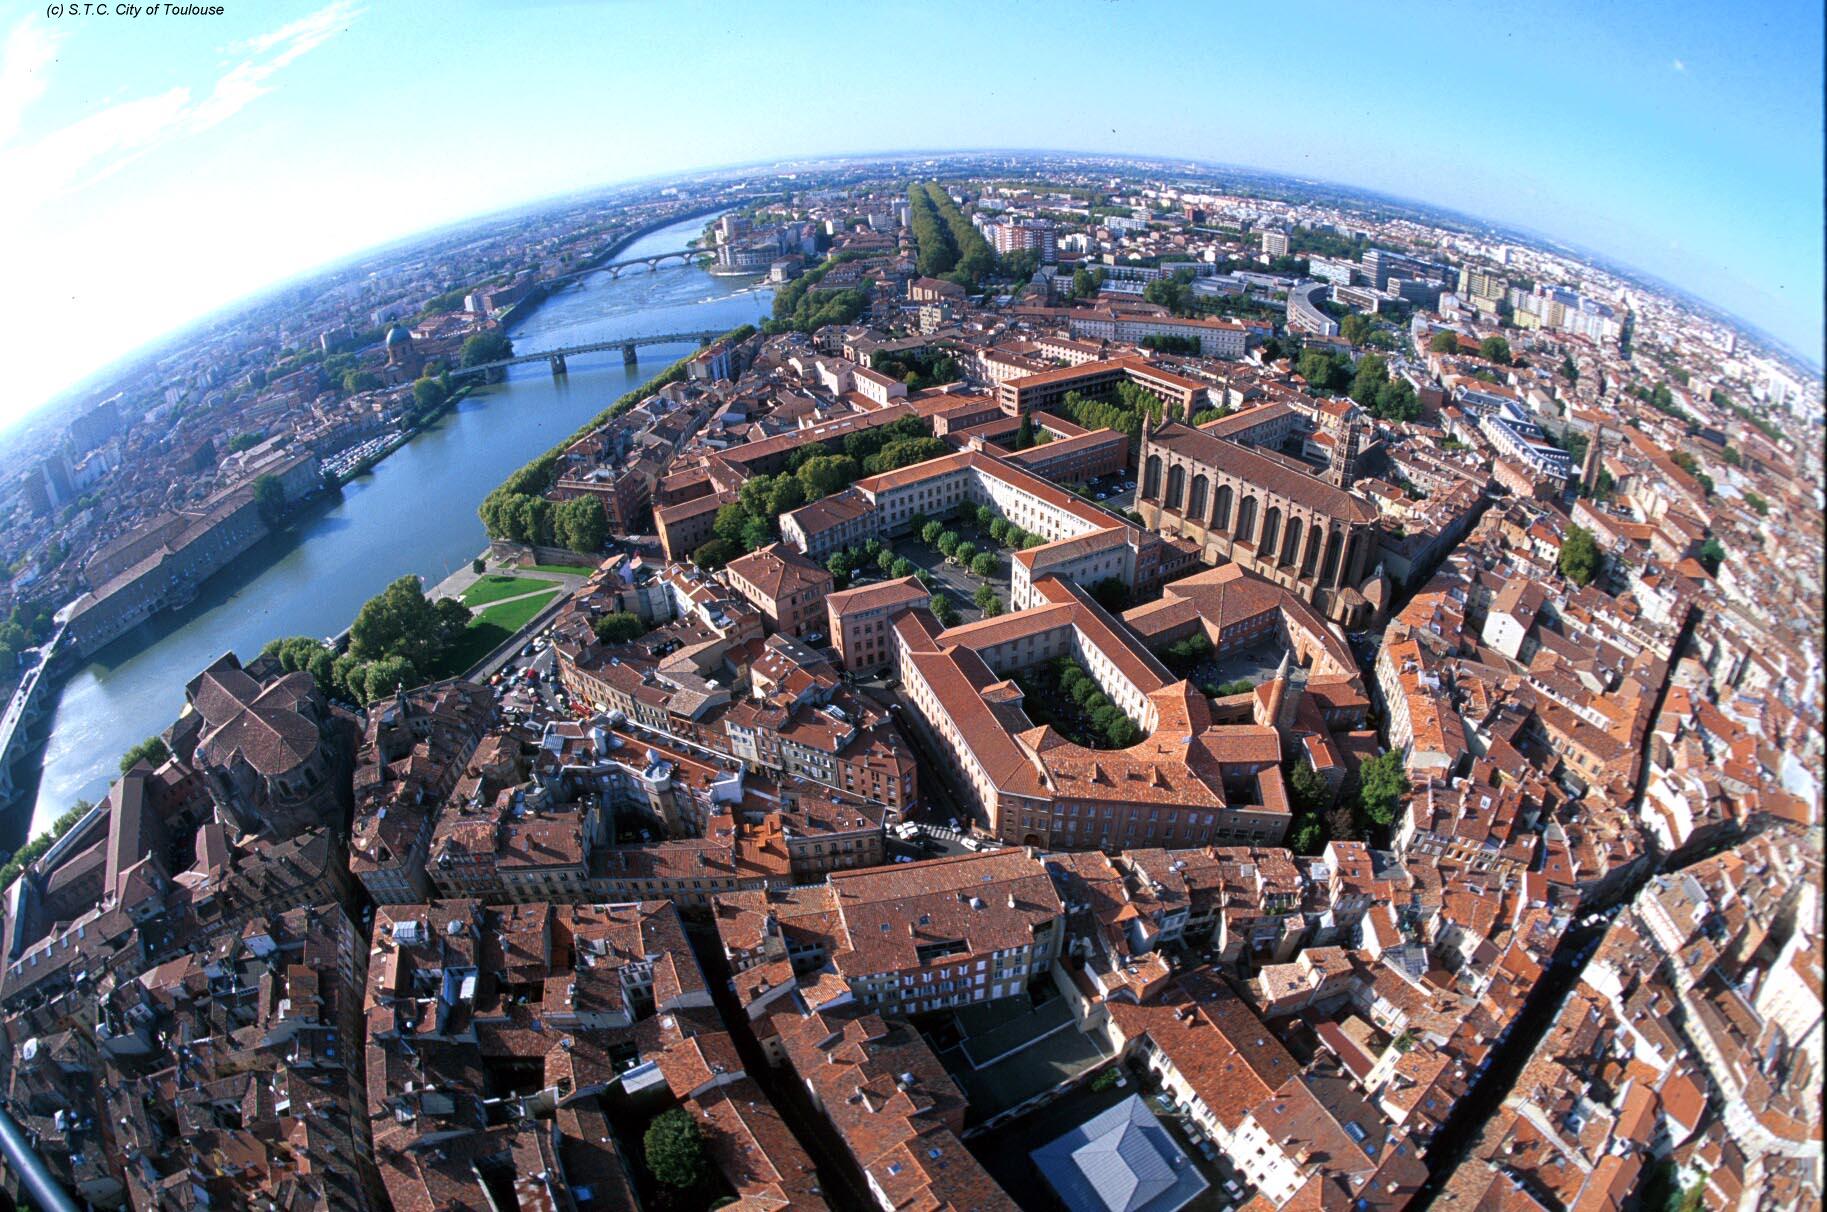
(547, 247, 713, 285)
(447, 329, 730, 379)
(0, 626, 66, 813)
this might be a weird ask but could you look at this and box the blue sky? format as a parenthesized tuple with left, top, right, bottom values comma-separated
(0, 0, 1819, 425)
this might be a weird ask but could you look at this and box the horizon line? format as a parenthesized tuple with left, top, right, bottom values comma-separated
(11, 144, 1821, 442)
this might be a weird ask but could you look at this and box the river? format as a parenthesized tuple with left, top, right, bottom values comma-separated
(18, 213, 773, 844)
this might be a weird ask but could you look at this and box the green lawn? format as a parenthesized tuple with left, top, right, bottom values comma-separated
(440, 587, 562, 675)
(461, 573, 556, 606)
(528, 562, 598, 576)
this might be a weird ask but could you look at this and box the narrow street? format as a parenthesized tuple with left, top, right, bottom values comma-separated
(684, 924, 875, 1211)
(1411, 607, 1701, 1205)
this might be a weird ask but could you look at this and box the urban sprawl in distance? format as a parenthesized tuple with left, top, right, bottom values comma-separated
(0, 152, 1817, 1212)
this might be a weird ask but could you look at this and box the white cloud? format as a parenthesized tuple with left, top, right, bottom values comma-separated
(1672, 58, 1686, 72)
(0, 16, 65, 146)
(0, 1, 364, 221)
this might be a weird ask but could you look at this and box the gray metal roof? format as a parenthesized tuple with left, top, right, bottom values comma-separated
(1030, 1093, 1211, 1212)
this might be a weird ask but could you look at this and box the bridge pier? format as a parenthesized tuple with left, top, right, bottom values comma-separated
(622, 344, 638, 366)
(549, 353, 567, 376)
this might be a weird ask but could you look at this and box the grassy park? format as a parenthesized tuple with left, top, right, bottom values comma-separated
(461, 573, 557, 606)
(442, 587, 563, 673)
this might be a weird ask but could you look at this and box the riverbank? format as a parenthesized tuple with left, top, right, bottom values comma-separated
(23, 211, 772, 839)
(327, 382, 479, 485)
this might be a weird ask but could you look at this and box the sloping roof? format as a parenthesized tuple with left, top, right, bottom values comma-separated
(1030, 1093, 1209, 1212)
(1148, 420, 1380, 524)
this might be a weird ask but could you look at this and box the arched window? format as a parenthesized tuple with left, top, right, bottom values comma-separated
(1212, 484, 1232, 530)
(1281, 516, 1303, 567)
(1142, 454, 1163, 501)
(1321, 529, 1345, 585)
(1260, 507, 1281, 557)
(1344, 531, 1365, 583)
(1188, 474, 1208, 520)
(1236, 496, 1258, 544)
(1301, 527, 1323, 578)
(1165, 464, 1185, 511)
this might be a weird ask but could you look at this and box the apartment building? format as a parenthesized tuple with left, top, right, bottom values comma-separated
(892, 575, 1291, 849)
(724, 541, 836, 638)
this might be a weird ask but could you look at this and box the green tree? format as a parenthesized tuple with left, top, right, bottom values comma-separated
(953, 541, 977, 566)
(460, 331, 514, 367)
(974, 504, 997, 529)
(936, 530, 959, 558)
(1743, 491, 1768, 517)
(1559, 354, 1579, 382)
(796, 455, 858, 500)
(864, 436, 948, 474)
(989, 518, 1011, 544)
(411, 376, 449, 418)
(1428, 330, 1460, 354)
(739, 516, 773, 551)
(921, 520, 944, 546)
(119, 735, 170, 774)
(1297, 349, 1350, 393)
(361, 655, 419, 705)
(554, 496, 607, 553)
(593, 612, 646, 644)
(826, 551, 853, 585)
(970, 552, 996, 578)
(1287, 757, 1332, 817)
(643, 1108, 709, 1190)
(1479, 336, 1512, 365)
(350, 575, 449, 670)
(1350, 355, 1391, 411)
(713, 502, 750, 546)
(471, 557, 486, 575)
(342, 370, 381, 394)
(1289, 815, 1325, 854)
(693, 538, 738, 570)
(929, 593, 958, 626)
(877, 549, 898, 574)
(1340, 313, 1373, 346)
(1559, 524, 1601, 586)
(973, 583, 1000, 613)
(1697, 537, 1725, 574)
(891, 557, 915, 578)
(1358, 751, 1410, 827)
(252, 474, 287, 527)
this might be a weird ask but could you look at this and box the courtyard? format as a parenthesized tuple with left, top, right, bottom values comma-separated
(925, 988, 1117, 1123)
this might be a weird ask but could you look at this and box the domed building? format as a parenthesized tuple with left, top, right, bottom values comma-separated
(383, 322, 422, 381)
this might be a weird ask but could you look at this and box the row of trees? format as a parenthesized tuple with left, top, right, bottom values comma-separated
(765, 256, 869, 333)
(479, 489, 607, 552)
(907, 183, 958, 279)
(825, 538, 918, 589)
(919, 183, 996, 287)
(1017, 656, 1145, 750)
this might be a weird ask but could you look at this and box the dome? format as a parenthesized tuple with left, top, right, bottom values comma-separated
(384, 323, 412, 347)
